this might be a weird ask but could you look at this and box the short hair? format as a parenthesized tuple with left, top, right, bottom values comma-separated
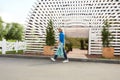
(58, 28, 62, 31)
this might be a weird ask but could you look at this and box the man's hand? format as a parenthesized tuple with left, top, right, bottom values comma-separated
(54, 41, 60, 47)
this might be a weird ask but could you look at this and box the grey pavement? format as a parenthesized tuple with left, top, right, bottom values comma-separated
(0, 57, 120, 80)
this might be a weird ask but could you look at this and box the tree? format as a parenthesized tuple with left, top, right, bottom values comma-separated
(5, 23, 24, 41)
(101, 20, 113, 47)
(45, 19, 55, 46)
(0, 17, 3, 40)
(0, 17, 8, 40)
(80, 39, 84, 50)
(0, 16, 24, 41)
(101, 20, 114, 58)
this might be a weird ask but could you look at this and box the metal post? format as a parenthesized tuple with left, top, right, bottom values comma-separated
(88, 28, 91, 55)
(2, 38, 6, 54)
(15, 41, 18, 53)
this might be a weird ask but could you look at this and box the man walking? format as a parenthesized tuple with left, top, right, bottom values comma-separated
(51, 28, 69, 63)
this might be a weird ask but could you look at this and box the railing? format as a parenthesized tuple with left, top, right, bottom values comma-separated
(0, 39, 26, 54)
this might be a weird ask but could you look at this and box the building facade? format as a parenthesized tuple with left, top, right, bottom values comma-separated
(25, 0, 120, 55)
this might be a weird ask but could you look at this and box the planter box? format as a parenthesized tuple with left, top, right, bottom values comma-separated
(102, 47, 114, 58)
(43, 46, 54, 56)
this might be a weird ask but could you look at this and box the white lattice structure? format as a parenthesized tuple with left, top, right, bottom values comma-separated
(25, 0, 120, 55)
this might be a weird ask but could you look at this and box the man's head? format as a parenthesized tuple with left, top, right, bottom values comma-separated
(58, 28, 62, 33)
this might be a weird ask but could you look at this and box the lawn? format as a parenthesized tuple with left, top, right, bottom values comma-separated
(0, 50, 24, 54)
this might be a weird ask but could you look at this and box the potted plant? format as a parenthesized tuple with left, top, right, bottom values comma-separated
(43, 19, 56, 55)
(101, 20, 114, 58)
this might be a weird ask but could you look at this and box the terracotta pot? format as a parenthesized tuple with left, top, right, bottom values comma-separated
(43, 46, 54, 56)
(102, 47, 114, 58)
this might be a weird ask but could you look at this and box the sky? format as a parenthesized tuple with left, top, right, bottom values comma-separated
(0, 0, 36, 24)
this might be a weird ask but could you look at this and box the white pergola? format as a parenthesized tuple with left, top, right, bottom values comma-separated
(25, 0, 120, 55)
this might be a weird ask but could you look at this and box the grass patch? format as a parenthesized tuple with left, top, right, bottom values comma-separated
(6, 51, 16, 54)
(0, 50, 24, 54)
(18, 50, 24, 54)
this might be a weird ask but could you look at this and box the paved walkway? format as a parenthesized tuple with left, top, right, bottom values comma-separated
(68, 48, 88, 59)
(0, 57, 120, 80)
